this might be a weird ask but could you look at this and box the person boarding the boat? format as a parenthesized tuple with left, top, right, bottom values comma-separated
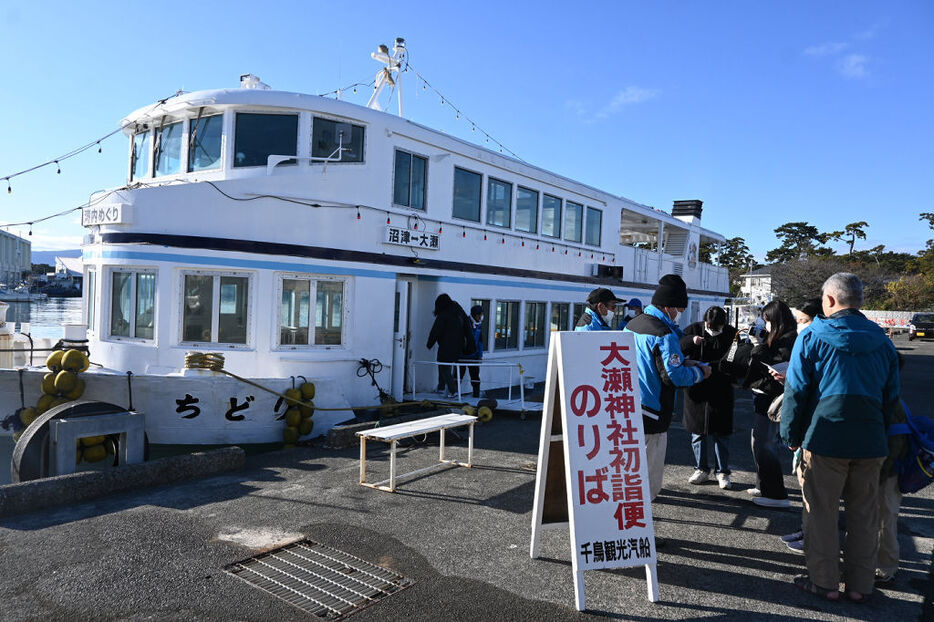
(624, 274, 711, 501)
(457, 305, 485, 398)
(575, 288, 625, 331)
(427, 294, 476, 398)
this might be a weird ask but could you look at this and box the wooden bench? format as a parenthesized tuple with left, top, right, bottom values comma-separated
(356, 413, 478, 492)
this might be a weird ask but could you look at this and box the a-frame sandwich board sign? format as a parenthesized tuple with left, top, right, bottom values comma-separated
(529, 331, 659, 611)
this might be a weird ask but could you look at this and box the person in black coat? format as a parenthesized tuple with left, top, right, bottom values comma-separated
(743, 299, 798, 508)
(427, 294, 476, 397)
(680, 306, 738, 490)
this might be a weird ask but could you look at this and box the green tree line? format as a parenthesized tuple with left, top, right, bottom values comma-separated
(702, 213, 934, 310)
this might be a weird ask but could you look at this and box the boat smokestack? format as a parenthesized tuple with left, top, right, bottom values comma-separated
(672, 199, 702, 226)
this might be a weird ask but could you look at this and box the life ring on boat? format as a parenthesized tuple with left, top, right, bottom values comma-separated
(11, 401, 149, 483)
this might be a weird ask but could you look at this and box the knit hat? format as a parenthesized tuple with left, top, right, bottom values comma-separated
(587, 288, 625, 307)
(651, 274, 688, 308)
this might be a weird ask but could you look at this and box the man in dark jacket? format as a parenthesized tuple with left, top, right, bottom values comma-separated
(781, 273, 900, 603)
(427, 294, 476, 398)
(624, 274, 711, 501)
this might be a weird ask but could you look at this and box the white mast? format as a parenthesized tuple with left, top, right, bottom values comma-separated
(366, 37, 407, 116)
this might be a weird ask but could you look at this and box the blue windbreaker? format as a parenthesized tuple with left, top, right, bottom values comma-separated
(780, 308, 900, 458)
(624, 304, 704, 433)
(574, 307, 611, 331)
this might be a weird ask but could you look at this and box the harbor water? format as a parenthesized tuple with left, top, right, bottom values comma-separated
(1, 298, 83, 484)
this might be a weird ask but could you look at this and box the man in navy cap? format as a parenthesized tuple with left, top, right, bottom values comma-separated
(575, 287, 625, 331)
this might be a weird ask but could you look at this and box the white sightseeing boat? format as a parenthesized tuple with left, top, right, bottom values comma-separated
(0, 39, 730, 447)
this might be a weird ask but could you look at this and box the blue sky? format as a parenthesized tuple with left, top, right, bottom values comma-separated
(1, 1, 932, 261)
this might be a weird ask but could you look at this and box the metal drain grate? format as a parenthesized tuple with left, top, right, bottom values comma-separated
(226, 539, 414, 619)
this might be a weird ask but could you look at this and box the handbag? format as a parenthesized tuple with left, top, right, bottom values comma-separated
(766, 393, 783, 423)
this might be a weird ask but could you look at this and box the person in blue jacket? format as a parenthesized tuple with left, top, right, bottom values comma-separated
(618, 297, 643, 329)
(780, 272, 900, 603)
(574, 288, 625, 331)
(458, 305, 485, 398)
(624, 274, 711, 502)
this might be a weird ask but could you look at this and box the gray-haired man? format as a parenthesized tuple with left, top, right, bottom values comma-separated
(780, 273, 900, 603)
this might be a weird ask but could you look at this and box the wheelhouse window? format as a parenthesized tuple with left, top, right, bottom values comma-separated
(471, 299, 491, 352)
(393, 149, 427, 210)
(452, 167, 481, 222)
(188, 114, 223, 172)
(494, 300, 519, 350)
(182, 272, 250, 344)
(154, 121, 183, 176)
(487, 179, 512, 228)
(585, 207, 602, 246)
(550, 303, 569, 332)
(312, 117, 364, 162)
(85, 270, 97, 332)
(110, 270, 156, 340)
(130, 129, 150, 181)
(516, 187, 538, 233)
(542, 194, 561, 238)
(234, 113, 298, 168)
(278, 277, 345, 347)
(524, 302, 546, 348)
(565, 201, 583, 243)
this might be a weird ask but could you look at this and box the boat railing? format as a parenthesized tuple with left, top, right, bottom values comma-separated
(409, 360, 526, 409)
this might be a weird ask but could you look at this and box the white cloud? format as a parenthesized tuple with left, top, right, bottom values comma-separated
(567, 87, 660, 123)
(803, 41, 848, 57)
(838, 54, 869, 79)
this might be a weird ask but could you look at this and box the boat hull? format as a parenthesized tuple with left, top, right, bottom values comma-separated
(0, 367, 355, 445)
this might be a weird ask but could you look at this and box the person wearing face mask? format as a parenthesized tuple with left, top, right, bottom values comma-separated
(793, 298, 821, 334)
(625, 274, 712, 506)
(575, 288, 625, 331)
(743, 299, 798, 508)
(680, 306, 738, 490)
(617, 298, 643, 329)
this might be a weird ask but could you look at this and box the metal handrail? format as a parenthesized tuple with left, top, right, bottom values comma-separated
(409, 360, 525, 409)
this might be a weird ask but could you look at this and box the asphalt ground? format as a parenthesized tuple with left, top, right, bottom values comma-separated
(0, 334, 931, 621)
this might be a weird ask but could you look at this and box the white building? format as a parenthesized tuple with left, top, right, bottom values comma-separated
(0, 230, 30, 285)
(739, 266, 773, 305)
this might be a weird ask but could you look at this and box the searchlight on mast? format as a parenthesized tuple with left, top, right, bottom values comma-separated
(366, 37, 407, 117)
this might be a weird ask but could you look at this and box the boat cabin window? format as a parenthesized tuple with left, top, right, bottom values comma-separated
(564, 201, 583, 243)
(130, 130, 150, 181)
(154, 121, 184, 177)
(494, 300, 519, 350)
(109, 269, 156, 340)
(542, 195, 561, 238)
(188, 114, 223, 172)
(234, 113, 298, 168)
(182, 272, 250, 344)
(585, 207, 602, 246)
(393, 149, 427, 210)
(278, 276, 345, 347)
(550, 303, 569, 332)
(471, 298, 491, 352)
(573, 303, 586, 327)
(312, 117, 364, 163)
(487, 179, 512, 228)
(452, 167, 481, 222)
(524, 302, 546, 348)
(516, 187, 538, 234)
(85, 270, 97, 332)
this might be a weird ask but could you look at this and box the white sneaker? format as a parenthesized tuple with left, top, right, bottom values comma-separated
(688, 469, 709, 485)
(717, 473, 731, 490)
(753, 496, 791, 509)
(746, 487, 761, 496)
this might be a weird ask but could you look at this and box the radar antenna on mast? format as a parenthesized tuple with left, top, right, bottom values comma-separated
(366, 37, 407, 116)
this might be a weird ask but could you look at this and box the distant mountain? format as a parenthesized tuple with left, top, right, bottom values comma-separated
(31, 249, 81, 266)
